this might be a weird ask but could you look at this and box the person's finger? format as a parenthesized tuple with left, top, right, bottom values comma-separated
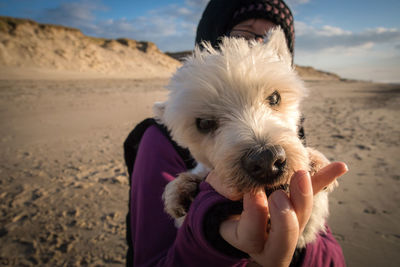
(289, 170, 313, 234)
(311, 162, 348, 194)
(250, 190, 299, 267)
(220, 190, 269, 253)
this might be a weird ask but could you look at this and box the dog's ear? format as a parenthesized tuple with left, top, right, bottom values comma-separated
(153, 101, 166, 123)
(264, 27, 292, 68)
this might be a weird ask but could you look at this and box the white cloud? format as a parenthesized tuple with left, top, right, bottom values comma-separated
(316, 25, 352, 36)
(147, 1, 205, 25)
(373, 27, 397, 34)
(37, 0, 106, 31)
(295, 21, 400, 51)
(286, 0, 310, 5)
(185, 0, 210, 8)
(294, 22, 400, 82)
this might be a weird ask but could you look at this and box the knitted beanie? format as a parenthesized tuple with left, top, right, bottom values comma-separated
(195, 0, 295, 56)
(228, 0, 295, 56)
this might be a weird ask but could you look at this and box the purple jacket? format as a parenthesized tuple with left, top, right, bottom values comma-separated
(129, 125, 345, 266)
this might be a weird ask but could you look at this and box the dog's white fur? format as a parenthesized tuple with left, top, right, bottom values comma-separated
(154, 27, 336, 248)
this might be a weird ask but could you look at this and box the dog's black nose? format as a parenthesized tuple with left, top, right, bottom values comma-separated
(241, 145, 286, 183)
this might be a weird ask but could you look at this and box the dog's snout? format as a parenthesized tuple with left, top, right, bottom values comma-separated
(241, 145, 286, 183)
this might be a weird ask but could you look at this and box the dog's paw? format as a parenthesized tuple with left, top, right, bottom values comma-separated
(162, 172, 203, 221)
(307, 147, 330, 175)
(307, 147, 338, 191)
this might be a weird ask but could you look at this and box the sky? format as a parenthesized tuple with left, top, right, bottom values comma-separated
(1, 0, 400, 83)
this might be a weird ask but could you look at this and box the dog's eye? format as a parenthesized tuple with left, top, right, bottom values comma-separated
(266, 91, 281, 106)
(196, 118, 218, 133)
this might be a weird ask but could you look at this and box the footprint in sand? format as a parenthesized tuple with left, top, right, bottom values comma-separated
(381, 233, 400, 244)
(363, 206, 377, 214)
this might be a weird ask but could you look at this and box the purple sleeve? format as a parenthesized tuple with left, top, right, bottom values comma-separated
(130, 125, 247, 267)
(302, 226, 346, 267)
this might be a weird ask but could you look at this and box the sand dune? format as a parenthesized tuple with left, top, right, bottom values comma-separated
(0, 16, 180, 79)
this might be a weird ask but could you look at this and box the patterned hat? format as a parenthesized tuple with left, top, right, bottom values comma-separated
(228, 0, 295, 56)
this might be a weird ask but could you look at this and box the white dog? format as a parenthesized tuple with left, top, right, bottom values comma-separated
(154, 27, 336, 248)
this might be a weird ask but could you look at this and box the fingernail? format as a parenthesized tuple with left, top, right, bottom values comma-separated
(247, 190, 262, 199)
(296, 171, 312, 196)
(271, 190, 290, 211)
(257, 190, 268, 207)
(343, 163, 349, 172)
(249, 190, 268, 207)
(256, 189, 265, 197)
(335, 162, 349, 174)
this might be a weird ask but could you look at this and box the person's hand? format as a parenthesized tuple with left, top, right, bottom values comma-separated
(205, 162, 348, 267)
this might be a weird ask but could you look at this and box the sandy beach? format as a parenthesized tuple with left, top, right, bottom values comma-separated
(302, 80, 400, 266)
(0, 76, 399, 266)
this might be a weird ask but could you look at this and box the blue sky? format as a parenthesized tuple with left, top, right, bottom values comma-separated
(1, 0, 400, 83)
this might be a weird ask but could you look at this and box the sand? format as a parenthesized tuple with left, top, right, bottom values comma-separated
(0, 75, 399, 266)
(302, 80, 400, 266)
(0, 77, 169, 266)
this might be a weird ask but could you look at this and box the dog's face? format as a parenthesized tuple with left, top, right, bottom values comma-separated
(155, 28, 310, 194)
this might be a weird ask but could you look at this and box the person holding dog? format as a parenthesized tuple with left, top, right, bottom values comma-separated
(124, 0, 348, 266)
